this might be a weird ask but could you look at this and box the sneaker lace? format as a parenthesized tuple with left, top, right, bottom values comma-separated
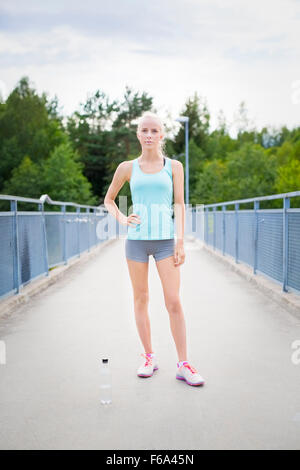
(141, 353, 153, 367)
(184, 363, 197, 374)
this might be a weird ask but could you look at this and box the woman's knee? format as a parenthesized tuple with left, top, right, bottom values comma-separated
(134, 290, 149, 305)
(165, 295, 182, 314)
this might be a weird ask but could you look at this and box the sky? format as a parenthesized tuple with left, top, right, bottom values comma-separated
(0, 0, 299, 135)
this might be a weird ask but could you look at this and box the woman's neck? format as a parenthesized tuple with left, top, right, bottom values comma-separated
(140, 148, 164, 161)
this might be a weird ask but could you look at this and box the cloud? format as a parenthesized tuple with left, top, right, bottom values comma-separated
(0, 0, 299, 131)
(0, 0, 299, 62)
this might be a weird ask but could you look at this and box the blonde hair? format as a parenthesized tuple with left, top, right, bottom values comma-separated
(136, 111, 167, 157)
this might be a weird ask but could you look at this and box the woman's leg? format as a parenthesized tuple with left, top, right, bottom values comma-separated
(155, 256, 187, 362)
(126, 258, 153, 354)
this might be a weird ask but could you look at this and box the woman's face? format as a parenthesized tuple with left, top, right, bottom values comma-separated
(137, 117, 163, 150)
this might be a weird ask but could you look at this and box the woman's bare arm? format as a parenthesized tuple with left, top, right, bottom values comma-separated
(104, 162, 129, 225)
(104, 161, 141, 228)
(172, 160, 185, 244)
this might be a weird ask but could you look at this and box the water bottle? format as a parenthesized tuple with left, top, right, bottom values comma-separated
(100, 358, 112, 405)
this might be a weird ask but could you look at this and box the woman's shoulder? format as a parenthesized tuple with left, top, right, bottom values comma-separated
(119, 159, 136, 183)
(170, 157, 182, 167)
(169, 158, 183, 178)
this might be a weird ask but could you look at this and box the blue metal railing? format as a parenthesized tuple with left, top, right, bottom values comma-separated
(0, 194, 116, 301)
(2, 190, 299, 300)
(186, 191, 300, 294)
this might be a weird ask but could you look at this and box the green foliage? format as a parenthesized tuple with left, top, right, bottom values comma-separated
(0, 76, 67, 190)
(193, 143, 278, 205)
(2, 155, 42, 198)
(173, 92, 210, 154)
(1, 76, 300, 214)
(206, 129, 238, 160)
(225, 143, 278, 200)
(66, 85, 153, 204)
(276, 158, 300, 193)
(2, 142, 98, 210)
(0, 136, 23, 189)
(41, 142, 98, 206)
(187, 139, 206, 198)
(193, 158, 228, 205)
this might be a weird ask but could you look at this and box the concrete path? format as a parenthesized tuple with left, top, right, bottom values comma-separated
(0, 237, 300, 450)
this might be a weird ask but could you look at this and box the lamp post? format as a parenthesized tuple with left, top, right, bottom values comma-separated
(175, 116, 189, 205)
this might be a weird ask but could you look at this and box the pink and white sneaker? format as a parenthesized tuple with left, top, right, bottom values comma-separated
(176, 361, 205, 386)
(137, 353, 159, 378)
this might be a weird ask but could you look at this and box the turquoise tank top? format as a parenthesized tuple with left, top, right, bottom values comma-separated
(127, 156, 174, 240)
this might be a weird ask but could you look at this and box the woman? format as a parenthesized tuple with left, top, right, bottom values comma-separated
(104, 112, 205, 387)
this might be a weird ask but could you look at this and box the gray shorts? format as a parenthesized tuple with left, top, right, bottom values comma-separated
(125, 238, 175, 263)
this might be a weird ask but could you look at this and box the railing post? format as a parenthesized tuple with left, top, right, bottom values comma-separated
(61, 205, 67, 265)
(116, 197, 120, 240)
(93, 208, 98, 246)
(10, 200, 21, 294)
(283, 197, 290, 292)
(76, 207, 80, 257)
(213, 207, 216, 250)
(253, 200, 259, 274)
(222, 205, 226, 255)
(200, 205, 205, 243)
(86, 207, 90, 252)
(205, 207, 208, 244)
(38, 202, 49, 277)
(235, 203, 239, 263)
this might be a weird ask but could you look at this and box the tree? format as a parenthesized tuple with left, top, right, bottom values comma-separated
(225, 143, 278, 201)
(173, 92, 210, 156)
(193, 143, 278, 205)
(41, 141, 98, 206)
(67, 85, 153, 203)
(2, 141, 98, 210)
(232, 101, 258, 146)
(0, 76, 66, 191)
(275, 158, 300, 194)
(2, 155, 42, 199)
(193, 158, 228, 205)
(187, 139, 205, 200)
(112, 85, 153, 157)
